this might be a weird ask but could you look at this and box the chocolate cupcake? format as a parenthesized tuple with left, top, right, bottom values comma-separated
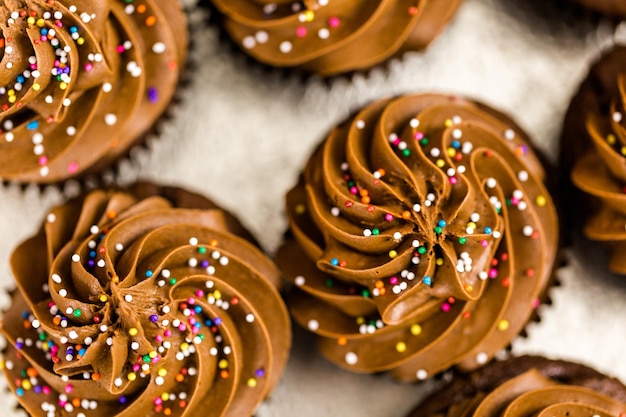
(0, 183, 291, 416)
(276, 93, 559, 381)
(407, 355, 626, 416)
(0, 1, 189, 185)
(563, 46, 626, 274)
(570, 0, 626, 17)
(207, 0, 462, 77)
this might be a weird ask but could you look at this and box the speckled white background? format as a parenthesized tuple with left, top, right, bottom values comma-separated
(1, 0, 626, 416)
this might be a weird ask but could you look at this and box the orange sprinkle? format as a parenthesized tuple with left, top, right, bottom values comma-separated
(220, 370, 229, 379)
(26, 368, 38, 378)
(92, 373, 100, 381)
(210, 239, 219, 248)
(164, 408, 172, 416)
(361, 196, 371, 204)
(462, 311, 471, 319)
(145, 16, 156, 26)
(52, 317, 61, 326)
(359, 189, 369, 197)
(176, 373, 184, 382)
(375, 280, 384, 289)
(0, 39, 4, 48)
(23, 320, 30, 329)
(402, 210, 411, 219)
(337, 337, 347, 346)
(179, 400, 187, 408)
(106, 210, 116, 219)
(379, 288, 387, 295)
(464, 284, 473, 292)
(72, 398, 81, 407)
(136, 4, 146, 13)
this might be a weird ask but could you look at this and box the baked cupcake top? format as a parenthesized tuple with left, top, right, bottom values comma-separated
(565, 46, 626, 274)
(0, 1, 188, 184)
(0, 183, 291, 416)
(407, 355, 626, 416)
(276, 93, 558, 381)
(209, 0, 462, 77)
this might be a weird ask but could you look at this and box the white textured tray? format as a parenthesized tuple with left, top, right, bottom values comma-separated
(2, 0, 626, 416)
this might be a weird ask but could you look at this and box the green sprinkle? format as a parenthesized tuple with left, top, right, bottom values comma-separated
(418, 246, 427, 255)
(169, 278, 177, 285)
(458, 237, 467, 244)
(73, 309, 82, 318)
(361, 289, 370, 298)
(434, 226, 442, 234)
(372, 228, 380, 235)
(325, 279, 334, 287)
(420, 138, 429, 146)
(402, 149, 411, 157)
(198, 247, 207, 254)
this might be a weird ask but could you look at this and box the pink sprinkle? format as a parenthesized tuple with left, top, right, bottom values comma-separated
(152, 357, 160, 363)
(58, 400, 67, 407)
(117, 45, 125, 53)
(178, 324, 187, 332)
(42, 386, 51, 395)
(195, 290, 204, 298)
(38, 156, 48, 166)
(481, 239, 488, 247)
(389, 276, 398, 285)
(154, 398, 163, 405)
(385, 213, 393, 221)
(329, 16, 340, 28)
(64, 384, 73, 394)
(187, 297, 196, 305)
(164, 330, 172, 337)
(192, 327, 199, 335)
(393, 139, 401, 146)
(414, 132, 424, 140)
(155, 335, 163, 343)
(55, 21, 63, 28)
(533, 298, 540, 308)
(349, 186, 358, 195)
(40, 36, 47, 42)
(296, 26, 307, 37)
(449, 176, 457, 185)
(67, 161, 78, 173)
(488, 268, 498, 279)
(132, 364, 140, 372)
(85, 63, 93, 72)
(30, 64, 37, 70)
(441, 303, 451, 312)
(511, 198, 519, 205)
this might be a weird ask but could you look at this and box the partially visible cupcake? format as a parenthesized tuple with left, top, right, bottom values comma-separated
(407, 355, 626, 416)
(0, 182, 291, 416)
(0, 1, 189, 185)
(563, 46, 626, 274)
(570, 0, 626, 17)
(207, 1, 463, 77)
(276, 93, 559, 381)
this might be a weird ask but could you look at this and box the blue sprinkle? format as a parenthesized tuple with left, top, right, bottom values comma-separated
(26, 120, 39, 130)
(89, 250, 96, 258)
(70, 26, 78, 33)
(331, 258, 339, 266)
(452, 140, 461, 149)
(484, 227, 492, 235)
(145, 270, 153, 278)
(423, 276, 432, 286)
(119, 396, 127, 404)
(437, 220, 447, 228)
(16, 388, 24, 397)
(16, 75, 25, 84)
(194, 306, 202, 314)
(22, 311, 29, 319)
(41, 28, 48, 36)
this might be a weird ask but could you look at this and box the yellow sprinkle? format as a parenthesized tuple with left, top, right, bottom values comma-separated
(447, 148, 456, 157)
(410, 324, 422, 336)
(436, 159, 445, 168)
(161, 392, 169, 401)
(396, 342, 407, 353)
(467, 222, 477, 229)
(99, 295, 108, 302)
(36, 18, 45, 27)
(295, 204, 306, 214)
(445, 119, 453, 127)
(8, 96, 16, 104)
(213, 290, 222, 300)
(128, 328, 138, 337)
(498, 319, 509, 331)
(157, 369, 167, 377)
(77, 37, 85, 45)
(32, 83, 40, 91)
(304, 10, 315, 21)
(535, 196, 546, 207)
(621, 146, 626, 156)
(180, 343, 189, 352)
(22, 380, 32, 390)
(8, 90, 15, 96)
(247, 378, 257, 388)
(0, 360, 4, 370)
(388, 250, 398, 259)
(435, 258, 443, 266)
(218, 359, 229, 369)
(60, 82, 68, 90)
(607, 134, 617, 145)
(127, 372, 136, 381)
(356, 317, 365, 325)
(27, 17, 35, 25)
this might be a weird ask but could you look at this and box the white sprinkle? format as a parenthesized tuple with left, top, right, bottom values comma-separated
(242, 36, 256, 49)
(307, 320, 319, 331)
(430, 148, 441, 158)
(115, 243, 124, 252)
(51, 274, 62, 283)
(114, 378, 122, 387)
(219, 256, 229, 266)
(255, 31, 269, 44)
(279, 41, 292, 53)
(5, 132, 14, 142)
(476, 352, 489, 365)
(409, 118, 420, 128)
(393, 232, 402, 240)
(318, 28, 330, 39)
(416, 369, 428, 380)
(363, 229, 372, 237)
(486, 178, 497, 189)
(152, 42, 166, 54)
(104, 113, 117, 126)
(330, 207, 340, 216)
(613, 112, 623, 123)
(504, 129, 515, 140)
(71, 254, 80, 262)
(294, 276, 305, 286)
(124, 294, 133, 302)
(131, 342, 139, 350)
(68, 331, 78, 340)
(413, 204, 421, 213)
(522, 225, 533, 236)
(66, 126, 77, 136)
(345, 352, 358, 365)
(96, 259, 105, 268)
(102, 82, 112, 93)
(355, 120, 365, 129)
(517, 170, 529, 182)
(188, 258, 198, 267)
(246, 314, 255, 323)
(452, 128, 462, 139)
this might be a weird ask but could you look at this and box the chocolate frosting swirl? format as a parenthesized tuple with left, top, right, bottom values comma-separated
(0, 1, 188, 184)
(276, 94, 558, 381)
(407, 356, 626, 417)
(209, 0, 462, 76)
(1, 183, 291, 416)
(566, 47, 626, 274)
